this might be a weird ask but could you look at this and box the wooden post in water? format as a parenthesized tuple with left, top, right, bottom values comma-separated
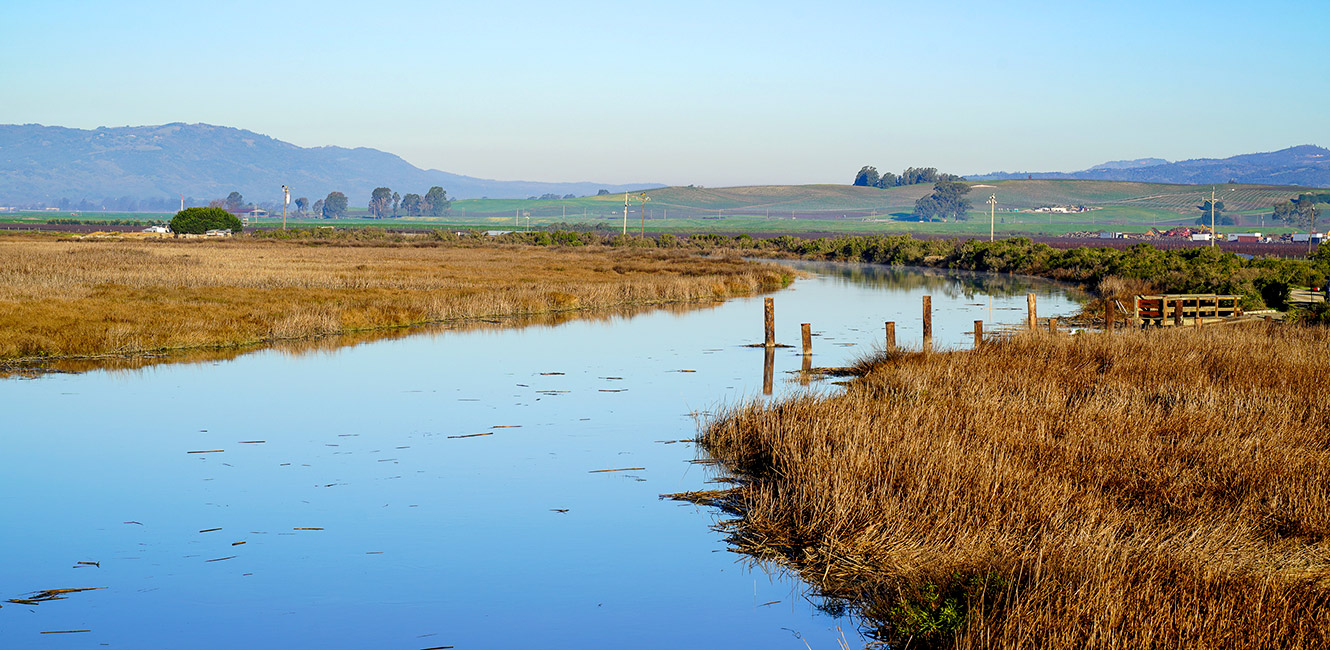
(1105, 300, 1114, 333)
(885, 321, 896, 352)
(1173, 298, 1183, 327)
(974, 320, 984, 348)
(764, 297, 775, 347)
(801, 323, 812, 357)
(1027, 293, 1037, 331)
(922, 295, 933, 353)
(762, 345, 775, 396)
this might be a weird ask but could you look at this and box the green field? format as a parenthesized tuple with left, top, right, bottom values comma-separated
(2, 180, 1319, 237)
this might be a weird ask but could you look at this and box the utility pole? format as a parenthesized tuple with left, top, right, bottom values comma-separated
(988, 194, 997, 242)
(638, 192, 650, 237)
(1209, 187, 1217, 248)
(282, 185, 289, 230)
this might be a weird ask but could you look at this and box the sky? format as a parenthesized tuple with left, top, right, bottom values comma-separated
(2, 0, 1328, 187)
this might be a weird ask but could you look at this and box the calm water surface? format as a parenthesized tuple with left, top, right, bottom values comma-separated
(0, 264, 1083, 649)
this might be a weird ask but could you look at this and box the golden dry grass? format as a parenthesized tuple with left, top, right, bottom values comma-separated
(698, 325, 1330, 648)
(0, 234, 789, 362)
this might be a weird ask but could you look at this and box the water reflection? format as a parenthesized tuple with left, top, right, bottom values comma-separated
(0, 262, 1083, 649)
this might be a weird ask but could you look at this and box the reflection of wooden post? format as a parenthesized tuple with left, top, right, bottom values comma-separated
(762, 345, 775, 395)
(885, 322, 896, 351)
(800, 353, 811, 386)
(974, 320, 983, 348)
(1173, 298, 1183, 327)
(801, 323, 812, 356)
(764, 297, 775, 347)
(1049, 317, 1057, 335)
(922, 295, 933, 353)
(1105, 300, 1114, 333)
(1027, 293, 1037, 331)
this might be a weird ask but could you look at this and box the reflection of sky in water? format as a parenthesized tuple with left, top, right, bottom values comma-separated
(0, 264, 1082, 649)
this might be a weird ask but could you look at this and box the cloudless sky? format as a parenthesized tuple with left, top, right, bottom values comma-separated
(2, 0, 1327, 186)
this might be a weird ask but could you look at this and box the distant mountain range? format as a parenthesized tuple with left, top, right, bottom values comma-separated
(970, 145, 1330, 187)
(0, 123, 661, 208)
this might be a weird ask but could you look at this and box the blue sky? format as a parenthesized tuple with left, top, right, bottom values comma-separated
(3, 0, 1327, 186)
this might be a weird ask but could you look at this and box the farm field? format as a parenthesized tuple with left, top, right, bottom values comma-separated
(3, 180, 1319, 237)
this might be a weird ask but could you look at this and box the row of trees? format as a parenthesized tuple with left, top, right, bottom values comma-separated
(853, 166, 964, 188)
(912, 181, 973, 222)
(1272, 193, 1329, 230)
(368, 186, 451, 218)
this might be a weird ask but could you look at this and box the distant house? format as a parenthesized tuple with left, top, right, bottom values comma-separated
(142, 225, 169, 233)
(205, 229, 232, 236)
(230, 208, 268, 218)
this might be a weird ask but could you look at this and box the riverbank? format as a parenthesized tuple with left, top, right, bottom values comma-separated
(692, 325, 1330, 648)
(0, 233, 791, 364)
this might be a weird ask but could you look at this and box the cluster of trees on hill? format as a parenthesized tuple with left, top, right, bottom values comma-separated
(1272, 193, 1329, 230)
(853, 166, 964, 188)
(913, 181, 973, 222)
(368, 186, 450, 218)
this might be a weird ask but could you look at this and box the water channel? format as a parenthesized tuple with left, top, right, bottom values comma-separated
(0, 263, 1084, 649)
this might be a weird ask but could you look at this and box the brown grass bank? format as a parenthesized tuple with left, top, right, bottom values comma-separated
(0, 234, 791, 363)
(695, 325, 1330, 648)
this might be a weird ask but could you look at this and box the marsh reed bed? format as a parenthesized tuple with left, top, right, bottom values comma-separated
(0, 234, 789, 361)
(695, 325, 1330, 648)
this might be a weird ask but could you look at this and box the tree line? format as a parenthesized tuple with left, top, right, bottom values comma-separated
(853, 166, 964, 188)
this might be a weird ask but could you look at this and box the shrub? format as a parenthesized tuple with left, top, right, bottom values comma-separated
(169, 207, 242, 234)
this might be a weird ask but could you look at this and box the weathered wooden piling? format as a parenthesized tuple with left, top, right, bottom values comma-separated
(923, 295, 933, 353)
(762, 345, 775, 395)
(1173, 298, 1183, 327)
(764, 297, 775, 347)
(974, 320, 984, 348)
(885, 322, 896, 351)
(1049, 317, 1058, 335)
(1027, 293, 1037, 331)
(800, 353, 812, 386)
(801, 323, 812, 356)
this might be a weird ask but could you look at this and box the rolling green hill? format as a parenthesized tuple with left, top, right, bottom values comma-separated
(8, 180, 1320, 237)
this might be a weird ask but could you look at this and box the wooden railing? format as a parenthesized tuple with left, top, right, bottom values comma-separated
(1134, 294, 1241, 327)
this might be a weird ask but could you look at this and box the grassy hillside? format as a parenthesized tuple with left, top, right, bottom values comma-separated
(4, 180, 1317, 236)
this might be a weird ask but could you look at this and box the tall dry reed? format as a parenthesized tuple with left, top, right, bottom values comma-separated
(0, 235, 790, 361)
(699, 325, 1330, 649)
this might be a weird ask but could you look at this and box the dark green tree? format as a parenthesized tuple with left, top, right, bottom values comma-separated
(294, 197, 309, 215)
(875, 172, 898, 188)
(169, 207, 243, 234)
(224, 191, 244, 212)
(913, 181, 973, 222)
(369, 187, 393, 218)
(853, 166, 880, 187)
(322, 191, 348, 218)
(401, 193, 423, 216)
(425, 186, 450, 216)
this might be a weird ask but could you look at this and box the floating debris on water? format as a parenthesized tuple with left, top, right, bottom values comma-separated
(447, 432, 492, 439)
(539, 372, 565, 376)
(589, 467, 645, 473)
(187, 450, 224, 454)
(41, 630, 91, 634)
(75, 561, 99, 568)
(199, 528, 221, 533)
(205, 556, 235, 563)
(7, 587, 107, 606)
(599, 389, 627, 393)
(124, 521, 143, 525)
(550, 508, 569, 513)
(231, 541, 246, 546)
(492, 425, 521, 429)
(676, 369, 697, 373)
(293, 527, 324, 531)
(238, 440, 265, 444)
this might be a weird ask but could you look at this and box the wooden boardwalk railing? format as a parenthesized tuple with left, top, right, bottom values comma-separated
(1134, 294, 1241, 327)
